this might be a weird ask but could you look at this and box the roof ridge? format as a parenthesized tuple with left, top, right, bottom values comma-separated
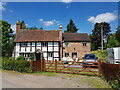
(19, 29, 61, 31)
(63, 33, 88, 34)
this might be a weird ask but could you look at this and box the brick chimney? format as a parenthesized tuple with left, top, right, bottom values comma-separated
(16, 20, 21, 35)
(59, 24, 62, 30)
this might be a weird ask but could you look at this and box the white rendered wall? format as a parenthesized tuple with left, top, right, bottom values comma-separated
(54, 47, 59, 51)
(14, 42, 60, 60)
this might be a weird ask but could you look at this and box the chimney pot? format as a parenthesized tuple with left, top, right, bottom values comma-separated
(59, 24, 62, 30)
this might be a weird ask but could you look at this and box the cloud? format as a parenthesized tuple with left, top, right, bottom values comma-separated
(11, 24, 16, 33)
(0, 2, 6, 11)
(62, 0, 72, 3)
(9, 9, 13, 13)
(88, 12, 117, 23)
(39, 18, 43, 22)
(25, 24, 28, 26)
(39, 19, 60, 27)
(66, 6, 69, 8)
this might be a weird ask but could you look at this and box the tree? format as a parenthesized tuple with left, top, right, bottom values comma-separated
(90, 22, 111, 50)
(64, 19, 78, 33)
(27, 26, 38, 30)
(40, 27, 43, 30)
(20, 21, 26, 29)
(1, 20, 15, 58)
(107, 33, 118, 48)
(115, 26, 120, 42)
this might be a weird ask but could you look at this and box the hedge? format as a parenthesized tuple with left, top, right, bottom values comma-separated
(2, 59, 31, 73)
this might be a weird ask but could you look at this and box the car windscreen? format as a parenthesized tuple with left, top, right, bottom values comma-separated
(85, 54, 96, 59)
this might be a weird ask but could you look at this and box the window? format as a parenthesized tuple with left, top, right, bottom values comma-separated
(83, 42, 87, 46)
(20, 53, 24, 57)
(27, 43, 30, 46)
(37, 42, 41, 46)
(19, 53, 31, 60)
(64, 42, 69, 47)
(42, 42, 47, 47)
(21, 43, 26, 47)
(48, 52, 53, 57)
(65, 53, 69, 57)
(72, 52, 77, 58)
(85, 54, 95, 59)
(32, 42, 35, 46)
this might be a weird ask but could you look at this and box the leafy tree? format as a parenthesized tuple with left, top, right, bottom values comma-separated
(90, 22, 111, 50)
(115, 26, 120, 42)
(1, 20, 15, 58)
(40, 27, 43, 30)
(27, 26, 38, 30)
(107, 33, 118, 48)
(20, 21, 26, 29)
(64, 19, 78, 33)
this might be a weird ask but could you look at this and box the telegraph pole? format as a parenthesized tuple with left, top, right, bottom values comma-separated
(101, 24, 103, 52)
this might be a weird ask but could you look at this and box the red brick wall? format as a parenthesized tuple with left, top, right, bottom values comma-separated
(63, 42, 91, 59)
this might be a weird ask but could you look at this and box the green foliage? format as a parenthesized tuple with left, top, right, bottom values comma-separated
(20, 21, 26, 29)
(91, 50, 107, 61)
(90, 22, 111, 50)
(115, 26, 120, 42)
(107, 33, 119, 48)
(29, 53, 34, 60)
(40, 27, 43, 30)
(1, 20, 15, 58)
(2, 59, 31, 73)
(109, 80, 120, 90)
(28, 26, 38, 30)
(64, 19, 78, 33)
(16, 56, 25, 60)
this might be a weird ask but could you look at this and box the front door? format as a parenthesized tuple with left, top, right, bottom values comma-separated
(36, 53, 41, 61)
(72, 52, 77, 59)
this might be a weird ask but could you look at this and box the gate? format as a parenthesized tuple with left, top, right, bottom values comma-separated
(45, 60, 101, 77)
(30, 59, 45, 72)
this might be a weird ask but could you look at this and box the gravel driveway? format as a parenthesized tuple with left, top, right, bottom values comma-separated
(2, 71, 111, 88)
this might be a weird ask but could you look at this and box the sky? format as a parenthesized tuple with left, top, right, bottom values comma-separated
(1, 1, 119, 34)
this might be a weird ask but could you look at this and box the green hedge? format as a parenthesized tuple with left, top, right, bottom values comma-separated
(2, 59, 31, 73)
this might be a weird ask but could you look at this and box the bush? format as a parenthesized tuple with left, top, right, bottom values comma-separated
(16, 56, 25, 60)
(2, 59, 31, 73)
(91, 50, 107, 62)
(109, 80, 120, 89)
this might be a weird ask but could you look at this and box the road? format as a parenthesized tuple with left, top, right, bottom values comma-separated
(2, 70, 111, 88)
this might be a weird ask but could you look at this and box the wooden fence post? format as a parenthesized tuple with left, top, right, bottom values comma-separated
(98, 59, 101, 77)
(55, 59, 57, 73)
(41, 59, 43, 71)
(30, 60, 33, 72)
(43, 59, 46, 72)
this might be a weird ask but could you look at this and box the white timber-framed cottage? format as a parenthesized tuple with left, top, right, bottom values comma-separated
(13, 21, 62, 61)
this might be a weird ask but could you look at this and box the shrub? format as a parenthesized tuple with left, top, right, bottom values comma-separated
(109, 80, 120, 89)
(16, 56, 25, 60)
(2, 59, 31, 73)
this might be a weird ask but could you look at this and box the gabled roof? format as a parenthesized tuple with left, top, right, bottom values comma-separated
(62, 33, 91, 42)
(14, 30, 62, 42)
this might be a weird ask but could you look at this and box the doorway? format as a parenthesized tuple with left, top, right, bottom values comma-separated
(72, 52, 77, 59)
(35, 53, 41, 61)
(35, 49, 43, 61)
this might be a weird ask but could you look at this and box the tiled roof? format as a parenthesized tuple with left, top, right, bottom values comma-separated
(14, 30, 62, 42)
(62, 33, 91, 42)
